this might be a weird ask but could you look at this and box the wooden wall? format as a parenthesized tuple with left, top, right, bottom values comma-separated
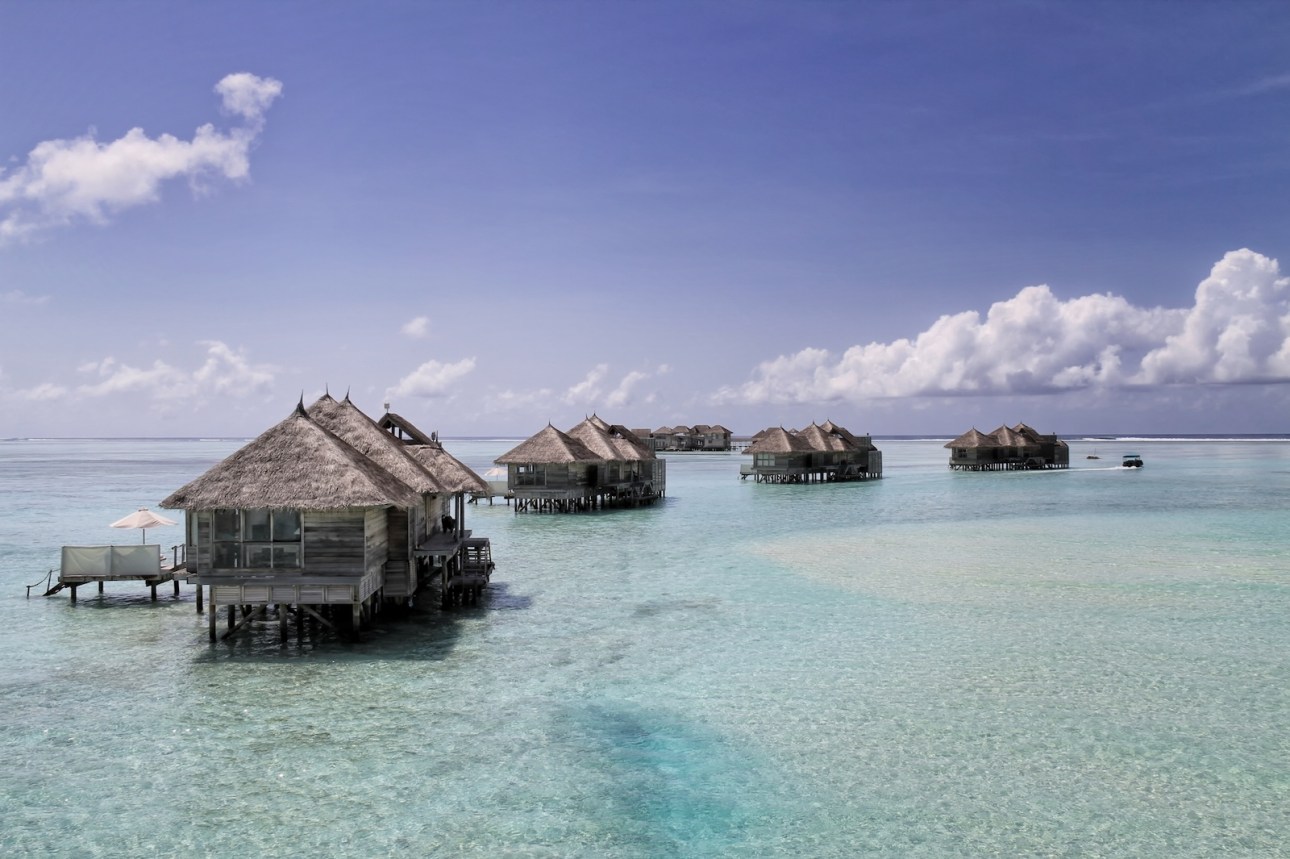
(305, 510, 367, 576)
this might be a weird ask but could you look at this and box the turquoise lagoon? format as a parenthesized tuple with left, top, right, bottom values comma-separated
(1, 437, 1287, 857)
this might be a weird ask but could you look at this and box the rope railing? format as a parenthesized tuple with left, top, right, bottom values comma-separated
(26, 569, 53, 599)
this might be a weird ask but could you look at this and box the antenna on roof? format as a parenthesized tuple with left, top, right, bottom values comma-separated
(384, 400, 391, 413)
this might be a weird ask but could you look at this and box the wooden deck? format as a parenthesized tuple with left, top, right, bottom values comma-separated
(52, 545, 185, 603)
(53, 565, 183, 602)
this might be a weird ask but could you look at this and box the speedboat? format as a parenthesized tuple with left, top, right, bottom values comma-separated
(1121, 453, 1144, 468)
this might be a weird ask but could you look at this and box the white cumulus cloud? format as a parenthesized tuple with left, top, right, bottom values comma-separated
(1137, 249, 1290, 384)
(0, 72, 283, 243)
(215, 72, 283, 123)
(717, 249, 1290, 406)
(387, 357, 476, 399)
(401, 316, 430, 338)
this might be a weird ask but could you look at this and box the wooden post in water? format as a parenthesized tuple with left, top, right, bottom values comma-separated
(208, 594, 217, 641)
(196, 584, 203, 614)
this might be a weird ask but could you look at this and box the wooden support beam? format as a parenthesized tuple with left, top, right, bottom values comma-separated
(208, 595, 217, 641)
(297, 604, 337, 632)
(219, 604, 267, 641)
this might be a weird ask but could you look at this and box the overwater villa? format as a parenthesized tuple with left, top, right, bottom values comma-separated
(945, 422, 1070, 471)
(161, 394, 494, 642)
(639, 424, 733, 451)
(495, 416, 666, 512)
(741, 421, 883, 483)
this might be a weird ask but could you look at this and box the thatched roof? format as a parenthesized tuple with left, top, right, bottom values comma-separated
(1011, 422, 1068, 448)
(161, 404, 422, 511)
(378, 412, 436, 445)
(567, 419, 655, 462)
(495, 424, 601, 464)
(407, 445, 489, 494)
(795, 423, 853, 452)
(607, 424, 655, 461)
(819, 420, 868, 447)
(308, 394, 445, 495)
(990, 425, 1030, 448)
(944, 427, 994, 449)
(745, 427, 815, 455)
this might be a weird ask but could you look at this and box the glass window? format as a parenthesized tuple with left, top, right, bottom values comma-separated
(244, 544, 274, 568)
(273, 545, 301, 569)
(213, 542, 240, 569)
(272, 510, 301, 541)
(243, 509, 271, 541)
(213, 510, 239, 541)
(210, 508, 303, 571)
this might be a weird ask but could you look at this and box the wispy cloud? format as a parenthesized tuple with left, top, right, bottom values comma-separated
(1231, 72, 1290, 98)
(563, 364, 666, 409)
(11, 340, 275, 404)
(401, 316, 430, 338)
(563, 364, 610, 405)
(715, 249, 1290, 406)
(0, 289, 50, 305)
(386, 357, 476, 400)
(0, 72, 283, 244)
(606, 370, 650, 408)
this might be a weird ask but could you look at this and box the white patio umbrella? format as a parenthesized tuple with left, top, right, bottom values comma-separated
(110, 507, 177, 543)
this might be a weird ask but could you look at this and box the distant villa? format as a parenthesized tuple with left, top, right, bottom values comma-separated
(944, 423, 1069, 471)
(740, 420, 882, 483)
(496, 416, 666, 513)
(629, 424, 734, 452)
(161, 394, 494, 641)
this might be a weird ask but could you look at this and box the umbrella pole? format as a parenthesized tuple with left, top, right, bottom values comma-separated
(141, 528, 147, 544)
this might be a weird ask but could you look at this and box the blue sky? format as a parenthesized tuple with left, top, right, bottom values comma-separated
(2, 0, 1289, 437)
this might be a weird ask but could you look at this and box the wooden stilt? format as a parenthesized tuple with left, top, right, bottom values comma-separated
(196, 584, 204, 614)
(98, 581, 104, 594)
(208, 595, 217, 641)
(279, 604, 288, 642)
(70, 584, 78, 604)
